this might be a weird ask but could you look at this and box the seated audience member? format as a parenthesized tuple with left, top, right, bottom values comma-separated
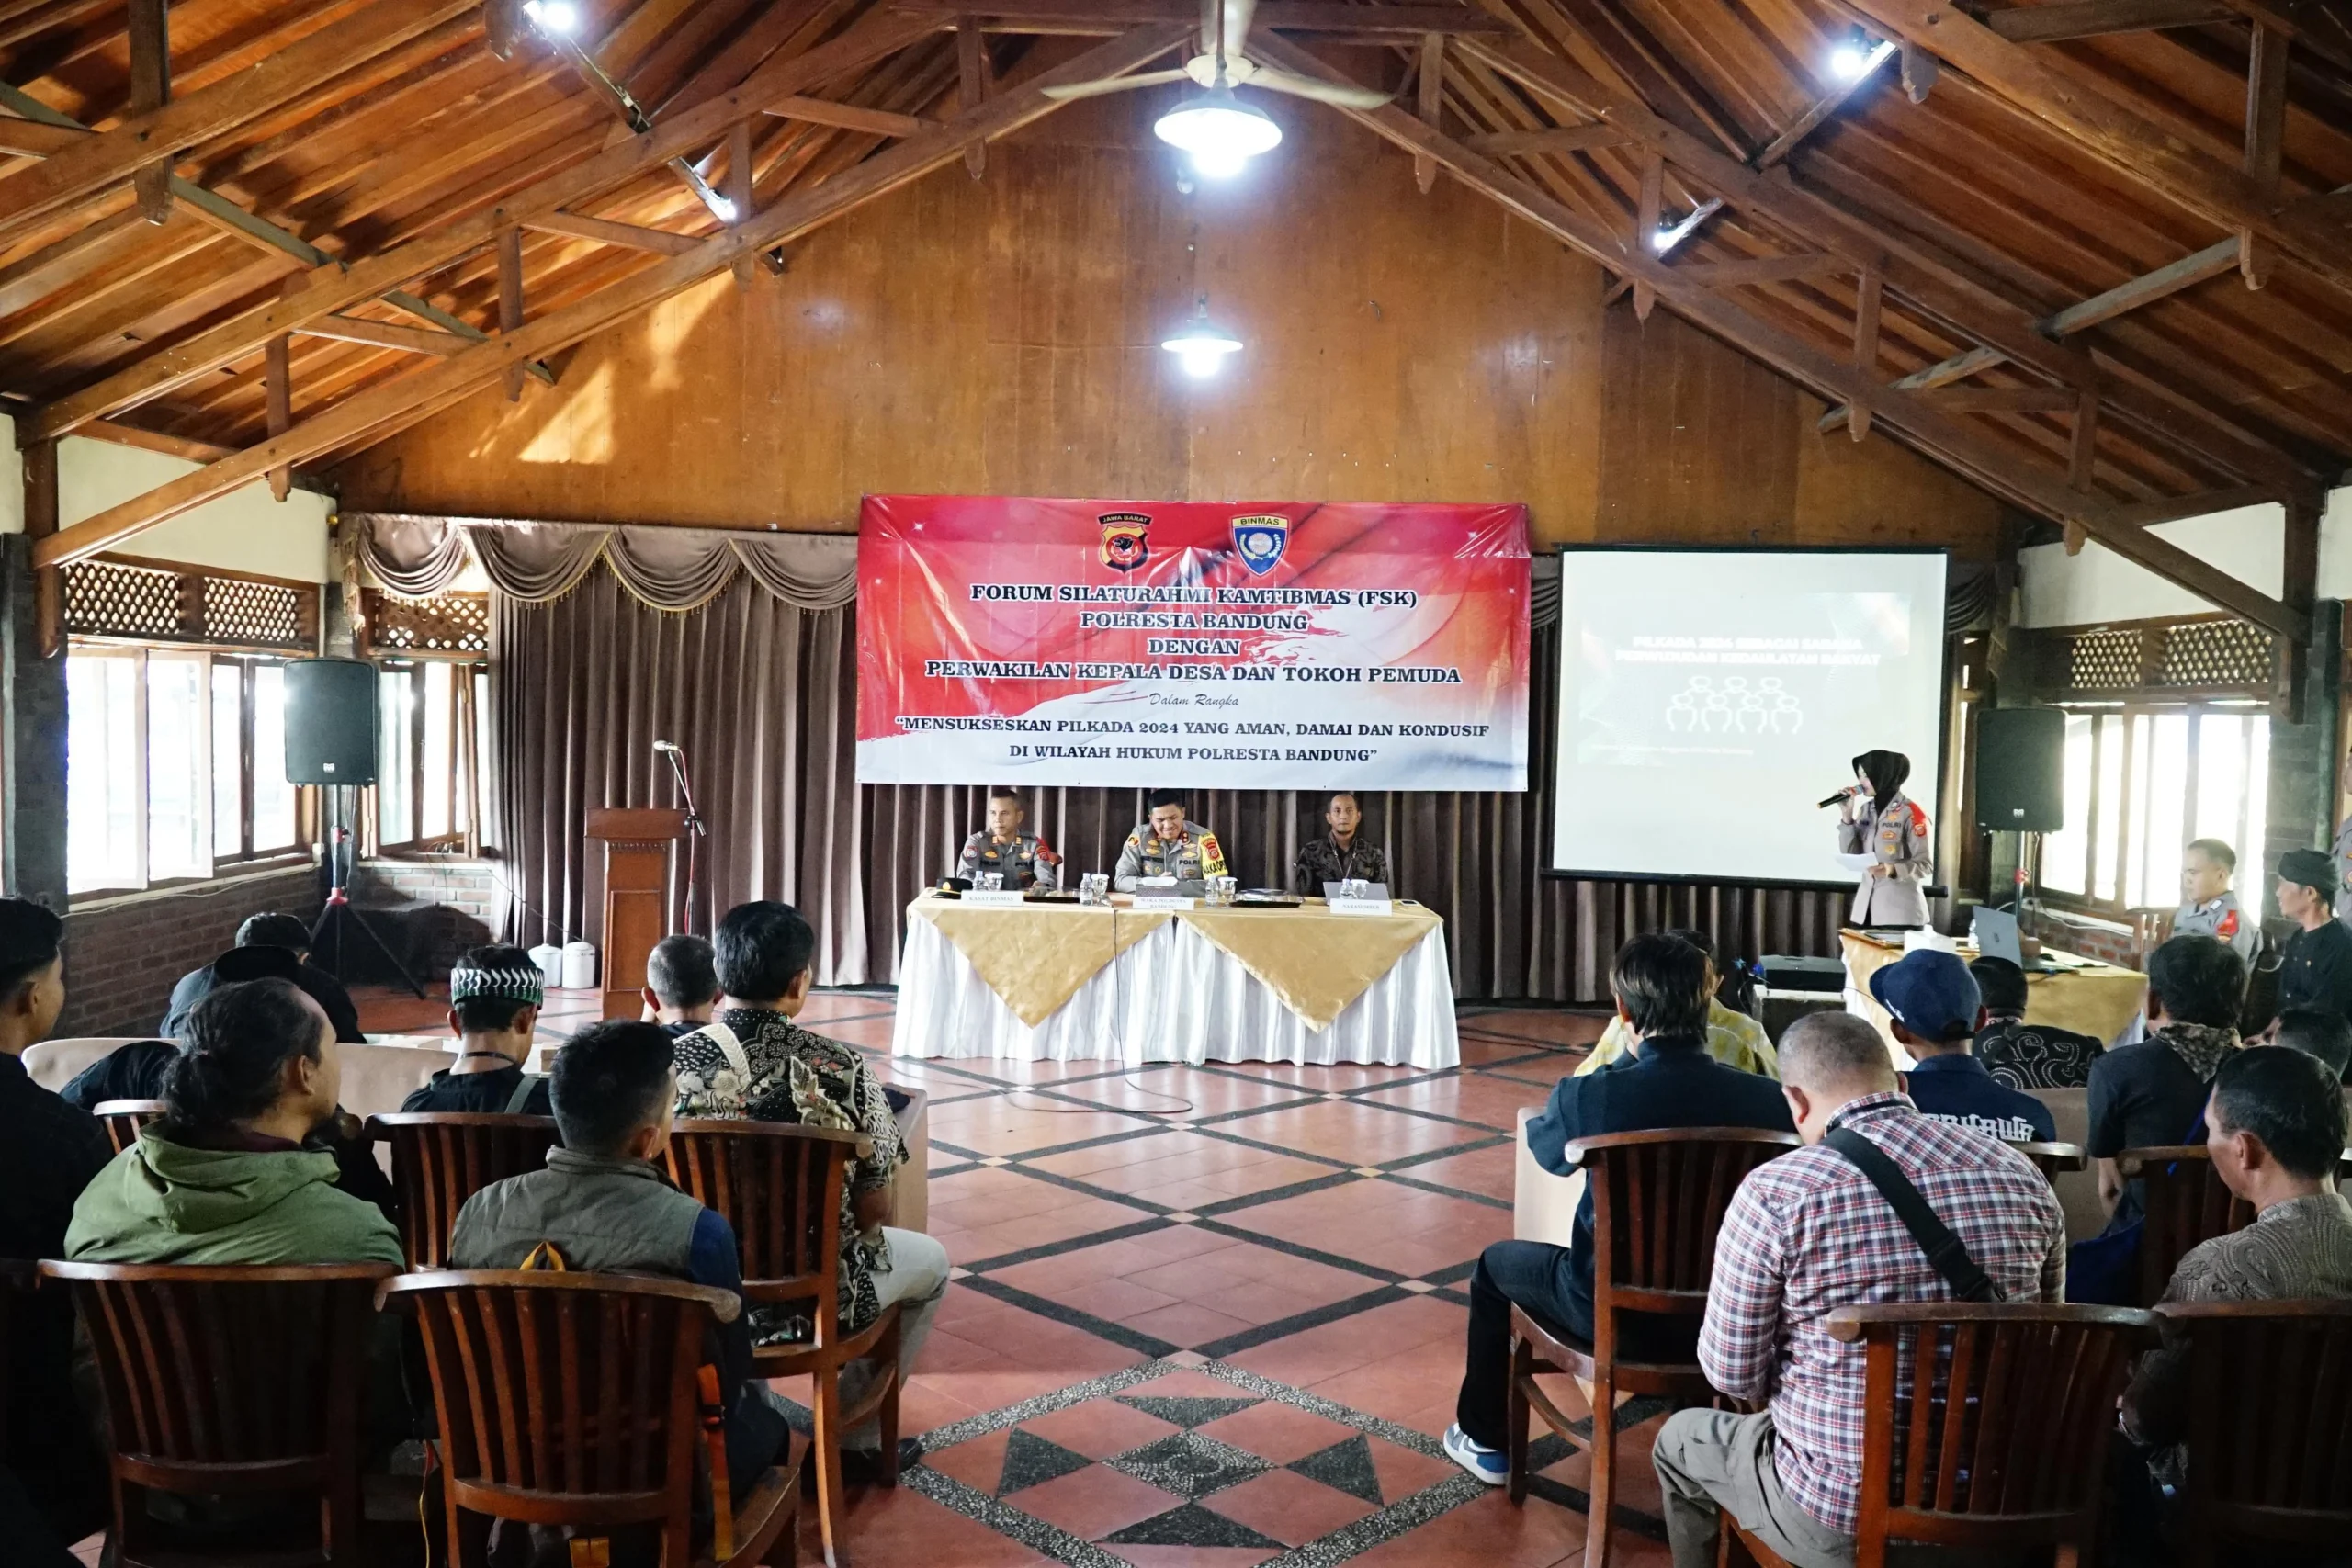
(66, 978, 402, 1267)
(673, 901, 948, 1472)
(2088, 934, 2246, 1231)
(1652, 1011, 2064, 1568)
(2120, 1048, 2352, 1501)
(1295, 791, 1389, 896)
(449, 1021, 791, 1500)
(158, 911, 364, 1043)
(1443, 932, 1793, 1484)
(1577, 927, 1778, 1079)
(643, 932, 721, 1037)
(2175, 837, 2261, 961)
(2278, 847, 2352, 1026)
(2274, 1004, 2352, 1080)
(1971, 954, 2105, 1089)
(399, 946, 553, 1114)
(0, 900, 110, 1552)
(1871, 948, 2056, 1143)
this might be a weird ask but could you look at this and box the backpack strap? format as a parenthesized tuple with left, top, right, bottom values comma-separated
(503, 1073, 544, 1115)
(1824, 1122, 2002, 1303)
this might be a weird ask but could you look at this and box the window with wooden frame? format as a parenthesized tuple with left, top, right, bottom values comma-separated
(360, 591, 491, 855)
(2018, 615, 2278, 919)
(62, 556, 322, 897)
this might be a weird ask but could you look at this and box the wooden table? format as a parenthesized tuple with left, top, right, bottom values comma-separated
(1840, 930, 2147, 1058)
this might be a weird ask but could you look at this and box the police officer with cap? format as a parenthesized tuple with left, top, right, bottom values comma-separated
(1114, 789, 1227, 894)
(956, 787, 1061, 890)
(2278, 847, 2352, 1028)
(2175, 837, 2260, 961)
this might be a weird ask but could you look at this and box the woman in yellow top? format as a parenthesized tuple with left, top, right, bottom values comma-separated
(1575, 927, 1777, 1078)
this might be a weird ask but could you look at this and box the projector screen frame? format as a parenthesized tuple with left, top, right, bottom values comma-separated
(1539, 541, 1954, 891)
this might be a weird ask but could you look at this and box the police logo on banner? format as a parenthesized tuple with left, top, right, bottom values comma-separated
(1098, 512, 1150, 573)
(1230, 513, 1290, 576)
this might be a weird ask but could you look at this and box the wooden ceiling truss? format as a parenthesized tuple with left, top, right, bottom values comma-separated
(0, 0, 2345, 647)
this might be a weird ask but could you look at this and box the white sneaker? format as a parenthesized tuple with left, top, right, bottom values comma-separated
(1443, 1422, 1508, 1485)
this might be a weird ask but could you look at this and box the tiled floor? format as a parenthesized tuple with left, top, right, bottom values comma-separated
(347, 987, 1665, 1568)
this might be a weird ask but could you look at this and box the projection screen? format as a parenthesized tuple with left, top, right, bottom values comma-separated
(1550, 547, 1948, 884)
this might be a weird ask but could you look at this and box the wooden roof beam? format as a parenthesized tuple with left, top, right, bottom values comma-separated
(1981, 0, 2235, 44)
(28, 23, 1193, 572)
(1755, 39, 1894, 168)
(521, 209, 703, 254)
(1461, 123, 1625, 156)
(1836, 0, 2352, 297)
(296, 316, 471, 355)
(766, 95, 936, 138)
(1250, 32, 2308, 642)
(0, 0, 479, 231)
(18, 8, 939, 446)
(889, 2, 1506, 35)
(2212, 0, 2352, 73)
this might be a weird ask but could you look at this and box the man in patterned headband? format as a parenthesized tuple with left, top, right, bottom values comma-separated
(400, 944, 554, 1114)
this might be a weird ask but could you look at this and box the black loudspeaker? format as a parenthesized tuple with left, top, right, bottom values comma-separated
(284, 658, 378, 785)
(1974, 706, 2065, 831)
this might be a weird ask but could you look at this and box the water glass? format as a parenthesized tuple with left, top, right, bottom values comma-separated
(1079, 872, 1110, 906)
(1208, 874, 1238, 907)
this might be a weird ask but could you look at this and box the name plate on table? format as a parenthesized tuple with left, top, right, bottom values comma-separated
(1327, 897, 1396, 916)
(961, 890, 1028, 908)
(1132, 896, 1197, 911)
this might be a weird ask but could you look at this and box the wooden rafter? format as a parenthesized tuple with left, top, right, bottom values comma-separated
(521, 209, 702, 255)
(1982, 0, 2235, 43)
(1461, 124, 1624, 156)
(890, 1, 1507, 34)
(1754, 40, 1893, 169)
(1248, 31, 2310, 642)
(28, 23, 1194, 573)
(767, 95, 935, 138)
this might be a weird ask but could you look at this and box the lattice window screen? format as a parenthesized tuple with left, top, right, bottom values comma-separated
(65, 558, 315, 651)
(365, 591, 489, 655)
(2054, 618, 2274, 697)
(2160, 619, 2273, 687)
(202, 577, 305, 647)
(2065, 628, 2143, 691)
(63, 559, 184, 639)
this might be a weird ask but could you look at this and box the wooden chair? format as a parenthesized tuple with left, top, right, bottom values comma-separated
(40, 1260, 399, 1567)
(2119, 1145, 2255, 1308)
(666, 1119, 894, 1568)
(382, 1269, 798, 1567)
(1506, 1127, 1800, 1568)
(2008, 1139, 2087, 1184)
(1722, 1303, 2157, 1568)
(365, 1111, 562, 1269)
(91, 1098, 164, 1156)
(0, 1258, 29, 1453)
(2155, 1298, 2352, 1565)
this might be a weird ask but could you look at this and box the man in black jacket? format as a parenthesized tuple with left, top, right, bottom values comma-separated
(0, 898, 111, 1561)
(400, 945, 554, 1114)
(1442, 931, 1794, 1484)
(158, 911, 364, 1043)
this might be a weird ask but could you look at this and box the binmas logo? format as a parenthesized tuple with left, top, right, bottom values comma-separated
(1229, 513, 1290, 576)
(1098, 512, 1151, 573)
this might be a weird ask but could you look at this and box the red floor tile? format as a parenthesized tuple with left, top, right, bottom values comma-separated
(1208, 1466, 1380, 1543)
(1355, 1072, 1550, 1131)
(1344, 1488, 1592, 1568)
(1052, 1066, 1310, 1119)
(1404, 1140, 1519, 1202)
(923, 1426, 1013, 1495)
(1194, 1399, 1361, 1465)
(1019, 1397, 1182, 1460)
(1023, 1128, 1338, 1210)
(1218, 1179, 1511, 1279)
(925, 1098, 1159, 1156)
(1005, 1462, 1181, 1540)
(1213, 1100, 1491, 1164)
(807, 1481, 1059, 1565)
(1227, 1295, 1467, 1390)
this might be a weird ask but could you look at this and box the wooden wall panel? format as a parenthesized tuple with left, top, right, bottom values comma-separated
(335, 88, 2004, 559)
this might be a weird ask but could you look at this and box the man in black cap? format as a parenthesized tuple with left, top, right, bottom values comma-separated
(156, 911, 363, 1043)
(2277, 847, 2352, 1030)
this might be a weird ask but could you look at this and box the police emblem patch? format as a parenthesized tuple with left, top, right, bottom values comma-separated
(1099, 512, 1150, 573)
(1230, 513, 1289, 576)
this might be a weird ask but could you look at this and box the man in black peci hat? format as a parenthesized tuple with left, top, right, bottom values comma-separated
(2278, 847, 2352, 1032)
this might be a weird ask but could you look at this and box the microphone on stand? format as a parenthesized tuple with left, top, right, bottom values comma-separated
(652, 740, 707, 934)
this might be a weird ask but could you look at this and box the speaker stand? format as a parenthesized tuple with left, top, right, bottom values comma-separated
(306, 788, 425, 998)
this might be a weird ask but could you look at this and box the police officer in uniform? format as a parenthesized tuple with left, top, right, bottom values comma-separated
(2175, 837, 2259, 960)
(956, 787, 1061, 890)
(1836, 749, 1932, 928)
(1114, 789, 1227, 893)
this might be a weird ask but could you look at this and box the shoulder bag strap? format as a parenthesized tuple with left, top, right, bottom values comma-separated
(700, 1019, 753, 1082)
(503, 1073, 544, 1114)
(1824, 1123, 2003, 1303)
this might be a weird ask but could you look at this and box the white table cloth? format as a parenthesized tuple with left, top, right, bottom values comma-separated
(891, 914, 1459, 1068)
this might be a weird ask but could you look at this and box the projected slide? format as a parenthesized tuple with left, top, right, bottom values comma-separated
(1551, 548, 1947, 884)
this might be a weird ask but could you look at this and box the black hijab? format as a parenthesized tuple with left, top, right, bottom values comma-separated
(1851, 750, 1911, 807)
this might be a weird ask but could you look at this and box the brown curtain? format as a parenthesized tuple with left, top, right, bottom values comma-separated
(493, 563, 1843, 999)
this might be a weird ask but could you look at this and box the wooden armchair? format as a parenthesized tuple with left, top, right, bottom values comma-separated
(1723, 1303, 2157, 1568)
(1507, 1127, 1800, 1568)
(40, 1260, 399, 1567)
(382, 1269, 798, 1568)
(365, 1111, 562, 1269)
(2154, 1298, 2352, 1566)
(666, 1119, 893, 1568)
(2118, 1145, 2255, 1307)
(91, 1098, 164, 1156)
(2008, 1140, 2087, 1185)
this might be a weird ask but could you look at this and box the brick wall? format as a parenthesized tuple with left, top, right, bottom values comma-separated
(349, 856, 503, 979)
(2034, 906, 2143, 970)
(58, 863, 322, 1037)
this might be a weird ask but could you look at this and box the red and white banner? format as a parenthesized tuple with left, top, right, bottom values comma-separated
(856, 496, 1531, 789)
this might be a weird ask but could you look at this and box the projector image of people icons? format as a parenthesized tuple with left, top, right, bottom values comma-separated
(1663, 675, 1803, 735)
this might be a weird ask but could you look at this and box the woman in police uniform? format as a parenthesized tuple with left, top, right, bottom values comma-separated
(1838, 748, 1932, 928)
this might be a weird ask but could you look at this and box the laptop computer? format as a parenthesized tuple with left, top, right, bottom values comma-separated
(1972, 906, 2024, 967)
(1323, 882, 1391, 901)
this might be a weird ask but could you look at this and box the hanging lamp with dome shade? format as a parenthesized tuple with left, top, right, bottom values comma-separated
(1153, 84, 1282, 178)
(1161, 296, 1245, 378)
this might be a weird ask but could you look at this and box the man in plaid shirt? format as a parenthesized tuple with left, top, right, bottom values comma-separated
(1653, 1011, 2065, 1566)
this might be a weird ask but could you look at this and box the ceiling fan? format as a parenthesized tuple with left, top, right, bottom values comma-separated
(1043, 0, 1393, 175)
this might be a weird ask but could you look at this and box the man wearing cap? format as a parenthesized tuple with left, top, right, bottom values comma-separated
(2278, 848, 2352, 1029)
(1871, 949, 2056, 1143)
(158, 911, 363, 1043)
(956, 788, 1062, 891)
(400, 944, 553, 1114)
(2175, 838, 2261, 962)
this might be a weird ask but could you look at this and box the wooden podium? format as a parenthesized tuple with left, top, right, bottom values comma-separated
(586, 807, 687, 1020)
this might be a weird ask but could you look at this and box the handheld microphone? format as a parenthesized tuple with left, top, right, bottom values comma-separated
(652, 739, 677, 753)
(1817, 786, 1860, 809)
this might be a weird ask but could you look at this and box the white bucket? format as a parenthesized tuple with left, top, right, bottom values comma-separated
(560, 940, 598, 991)
(528, 943, 564, 989)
